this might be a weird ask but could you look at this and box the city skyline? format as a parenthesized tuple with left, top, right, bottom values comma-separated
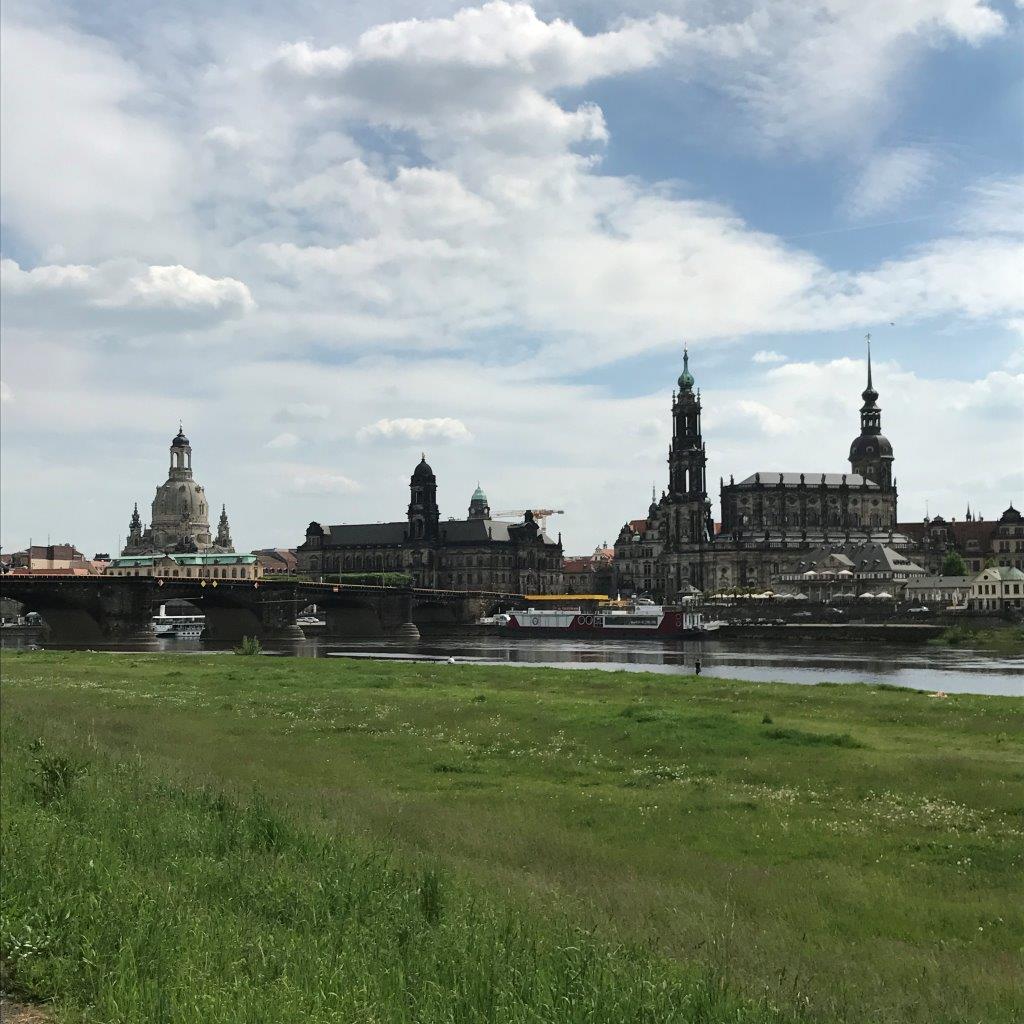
(2, 0, 1022, 555)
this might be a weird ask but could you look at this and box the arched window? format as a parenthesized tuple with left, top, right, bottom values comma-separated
(231, 568, 237, 579)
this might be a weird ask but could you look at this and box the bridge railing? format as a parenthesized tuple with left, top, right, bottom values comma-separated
(1, 574, 522, 601)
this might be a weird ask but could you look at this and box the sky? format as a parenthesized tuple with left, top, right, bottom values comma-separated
(2, 0, 1022, 557)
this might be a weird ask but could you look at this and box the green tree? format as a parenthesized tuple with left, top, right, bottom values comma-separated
(940, 551, 967, 576)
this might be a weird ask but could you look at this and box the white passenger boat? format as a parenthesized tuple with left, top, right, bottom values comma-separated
(492, 602, 716, 639)
(152, 605, 205, 638)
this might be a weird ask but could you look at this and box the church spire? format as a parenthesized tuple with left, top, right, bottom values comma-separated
(215, 504, 233, 550)
(677, 345, 695, 392)
(862, 334, 878, 405)
(849, 334, 894, 489)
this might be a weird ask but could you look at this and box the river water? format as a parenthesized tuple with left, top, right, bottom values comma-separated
(5, 629, 1021, 697)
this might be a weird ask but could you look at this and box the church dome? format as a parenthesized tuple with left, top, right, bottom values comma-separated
(172, 427, 190, 447)
(471, 484, 487, 502)
(1000, 503, 1022, 523)
(677, 348, 695, 391)
(849, 433, 892, 462)
(412, 454, 435, 480)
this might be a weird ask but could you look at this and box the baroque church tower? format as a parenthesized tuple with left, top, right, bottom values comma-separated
(215, 505, 233, 549)
(849, 340, 895, 490)
(468, 484, 490, 520)
(407, 455, 440, 540)
(667, 349, 712, 547)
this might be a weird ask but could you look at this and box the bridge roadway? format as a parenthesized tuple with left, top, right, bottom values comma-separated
(0, 575, 518, 642)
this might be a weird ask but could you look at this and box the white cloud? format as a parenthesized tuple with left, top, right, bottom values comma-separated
(275, 403, 331, 422)
(846, 147, 937, 219)
(704, 0, 1005, 151)
(1, 258, 254, 332)
(752, 349, 786, 364)
(357, 417, 473, 443)
(272, 3, 689, 151)
(289, 470, 362, 495)
(958, 175, 1024, 235)
(202, 125, 256, 153)
(266, 432, 300, 449)
(0, 19, 190, 262)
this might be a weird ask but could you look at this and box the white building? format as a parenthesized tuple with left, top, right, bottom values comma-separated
(969, 566, 1024, 612)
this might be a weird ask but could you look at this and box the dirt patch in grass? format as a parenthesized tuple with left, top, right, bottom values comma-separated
(0, 999, 51, 1023)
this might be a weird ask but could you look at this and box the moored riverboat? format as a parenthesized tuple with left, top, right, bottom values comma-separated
(151, 606, 205, 639)
(490, 603, 716, 639)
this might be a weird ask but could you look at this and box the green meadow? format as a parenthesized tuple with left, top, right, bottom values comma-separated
(1, 651, 1022, 1023)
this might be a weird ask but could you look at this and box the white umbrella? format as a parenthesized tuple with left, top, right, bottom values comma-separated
(859, 592, 875, 599)
(793, 592, 809, 600)
(802, 570, 818, 577)
(837, 569, 854, 577)
(875, 590, 893, 599)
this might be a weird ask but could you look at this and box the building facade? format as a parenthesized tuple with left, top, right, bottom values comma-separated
(771, 541, 925, 599)
(904, 575, 972, 608)
(122, 428, 234, 556)
(969, 565, 1024, 612)
(2, 544, 93, 573)
(614, 346, 905, 600)
(899, 504, 1024, 574)
(562, 544, 614, 595)
(297, 457, 563, 593)
(105, 552, 261, 580)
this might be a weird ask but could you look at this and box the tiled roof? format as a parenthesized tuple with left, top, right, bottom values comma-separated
(977, 566, 1024, 581)
(253, 548, 298, 571)
(905, 575, 972, 588)
(898, 519, 997, 547)
(563, 557, 593, 573)
(793, 541, 924, 574)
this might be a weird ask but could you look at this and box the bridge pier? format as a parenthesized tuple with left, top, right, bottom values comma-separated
(380, 589, 420, 641)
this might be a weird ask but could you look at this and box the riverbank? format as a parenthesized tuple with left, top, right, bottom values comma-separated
(932, 624, 1024, 653)
(2, 652, 1022, 1022)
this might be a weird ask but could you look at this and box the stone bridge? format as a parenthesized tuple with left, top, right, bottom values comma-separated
(0, 575, 516, 642)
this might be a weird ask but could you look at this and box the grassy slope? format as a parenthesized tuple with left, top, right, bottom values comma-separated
(2, 651, 1022, 1023)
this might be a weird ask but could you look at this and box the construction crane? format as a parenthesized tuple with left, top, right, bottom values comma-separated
(492, 509, 565, 529)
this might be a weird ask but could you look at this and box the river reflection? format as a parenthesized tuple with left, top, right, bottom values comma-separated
(5, 629, 1022, 697)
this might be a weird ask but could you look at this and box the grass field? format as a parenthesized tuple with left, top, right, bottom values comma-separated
(1, 651, 1022, 1023)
